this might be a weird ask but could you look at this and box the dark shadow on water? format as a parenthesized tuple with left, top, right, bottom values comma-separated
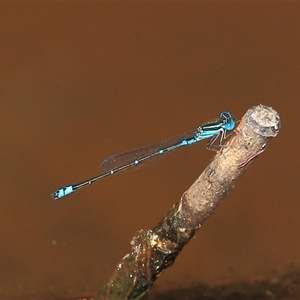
(6, 265, 300, 300)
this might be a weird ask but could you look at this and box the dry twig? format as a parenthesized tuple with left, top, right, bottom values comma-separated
(93, 104, 281, 300)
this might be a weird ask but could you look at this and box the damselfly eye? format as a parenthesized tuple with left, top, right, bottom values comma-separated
(220, 111, 235, 131)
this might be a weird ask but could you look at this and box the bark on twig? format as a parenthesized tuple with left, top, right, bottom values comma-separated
(93, 105, 281, 300)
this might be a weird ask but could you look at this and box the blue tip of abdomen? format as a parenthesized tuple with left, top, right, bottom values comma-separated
(52, 185, 74, 200)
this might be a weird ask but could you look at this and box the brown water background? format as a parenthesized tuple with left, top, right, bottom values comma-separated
(1, 3, 299, 298)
